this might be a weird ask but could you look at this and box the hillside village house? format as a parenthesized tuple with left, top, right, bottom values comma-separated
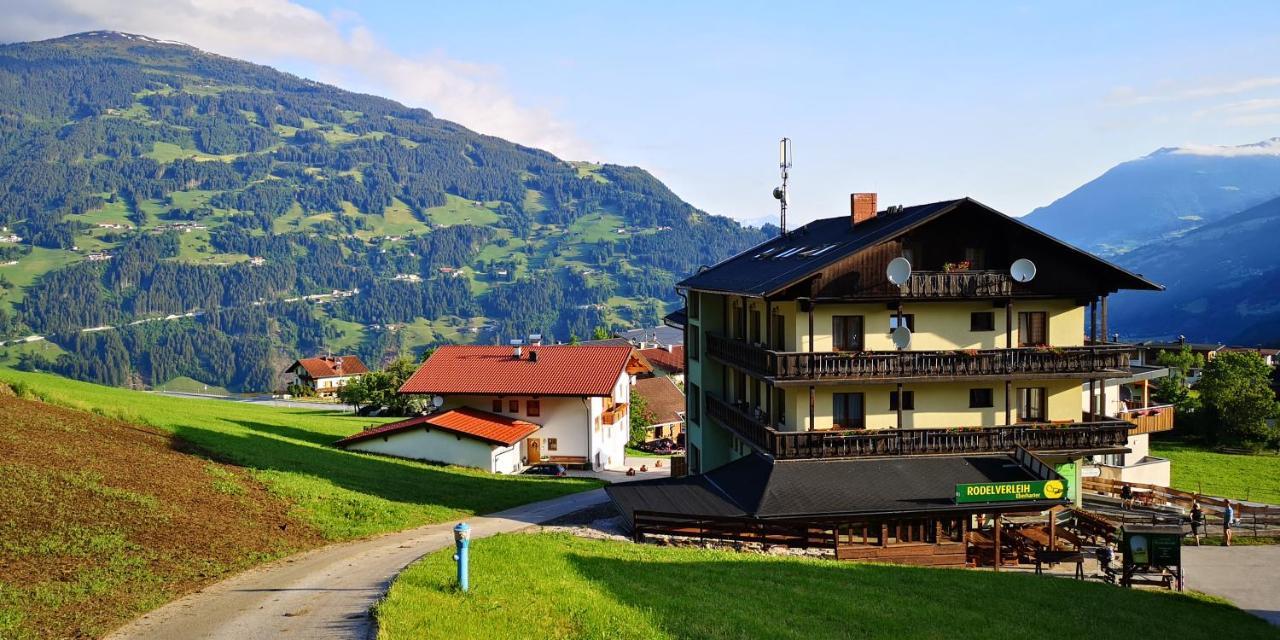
(1081, 365, 1175, 486)
(639, 345, 685, 383)
(608, 195, 1164, 566)
(283, 355, 368, 398)
(633, 375, 686, 443)
(336, 344, 633, 472)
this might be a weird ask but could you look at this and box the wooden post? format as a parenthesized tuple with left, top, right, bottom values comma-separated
(993, 515, 1001, 571)
(1100, 294, 1109, 342)
(1089, 298, 1098, 417)
(809, 386, 815, 432)
(881, 523, 889, 547)
(1005, 380, 1012, 426)
(896, 383, 904, 430)
(1142, 379, 1150, 408)
(1049, 508, 1057, 550)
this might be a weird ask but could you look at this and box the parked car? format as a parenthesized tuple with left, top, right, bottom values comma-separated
(522, 463, 568, 477)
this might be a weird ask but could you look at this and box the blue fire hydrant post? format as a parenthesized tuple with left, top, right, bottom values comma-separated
(453, 522, 470, 592)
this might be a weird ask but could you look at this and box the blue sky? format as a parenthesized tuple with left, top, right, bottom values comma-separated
(8, 1, 1280, 224)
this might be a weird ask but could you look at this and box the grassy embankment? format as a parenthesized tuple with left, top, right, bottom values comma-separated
(0, 370, 602, 638)
(0, 369, 601, 539)
(0, 391, 320, 639)
(1151, 440, 1280, 504)
(376, 533, 1280, 640)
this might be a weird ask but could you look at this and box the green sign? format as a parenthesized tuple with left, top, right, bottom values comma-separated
(1124, 530, 1181, 567)
(955, 479, 1067, 504)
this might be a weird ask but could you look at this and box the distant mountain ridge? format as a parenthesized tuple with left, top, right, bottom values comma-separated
(0, 31, 767, 391)
(1023, 137, 1280, 255)
(1108, 192, 1280, 345)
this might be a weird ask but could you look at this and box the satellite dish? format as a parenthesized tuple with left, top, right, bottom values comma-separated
(1010, 258, 1037, 283)
(891, 326, 912, 350)
(886, 257, 912, 286)
(431, 395, 444, 408)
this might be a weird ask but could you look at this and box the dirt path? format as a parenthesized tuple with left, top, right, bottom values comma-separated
(106, 489, 609, 640)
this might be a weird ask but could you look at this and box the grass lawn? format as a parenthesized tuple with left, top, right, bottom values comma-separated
(0, 370, 601, 540)
(1151, 440, 1280, 504)
(376, 533, 1278, 640)
(625, 446, 672, 459)
(426, 194, 500, 227)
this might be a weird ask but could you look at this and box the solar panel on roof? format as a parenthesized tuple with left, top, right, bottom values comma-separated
(809, 244, 839, 256)
(775, 247, 804, 258)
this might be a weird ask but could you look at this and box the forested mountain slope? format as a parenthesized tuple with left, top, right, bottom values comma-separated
(0, 31, 767, 390)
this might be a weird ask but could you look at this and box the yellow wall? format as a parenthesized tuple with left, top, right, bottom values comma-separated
(744, 298, 1085, 352)
(781, 379, 1082, 431)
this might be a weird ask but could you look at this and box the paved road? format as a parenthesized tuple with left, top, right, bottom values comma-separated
(1182, 545, 1280, 626)
(106, 489, 609, 640)
(152, 391, 357, 412)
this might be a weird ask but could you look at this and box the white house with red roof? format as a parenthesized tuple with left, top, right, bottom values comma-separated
(334, 408, 539, 473)
(336, 344, 633, 472)
(283, 355, 369, 398)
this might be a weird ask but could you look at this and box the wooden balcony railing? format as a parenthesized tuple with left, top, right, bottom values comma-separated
(706, 333, 1132, 382)
(901, 270, 1013, 298)
(602, 403, 628, 426)
(1117, 404, 1174, 435)
(705, 393, 1132, 460)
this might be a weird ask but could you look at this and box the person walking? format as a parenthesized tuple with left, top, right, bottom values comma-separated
(1189, 501, 1204, 546)
(1223, 501, 1236, 547)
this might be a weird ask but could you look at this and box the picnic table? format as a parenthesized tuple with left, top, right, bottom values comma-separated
(1034, 550, 1085, 579)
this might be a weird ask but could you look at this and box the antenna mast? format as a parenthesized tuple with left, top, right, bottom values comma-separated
(773, 137, 792, 236)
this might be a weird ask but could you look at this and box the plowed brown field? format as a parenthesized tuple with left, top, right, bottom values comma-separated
(0, 391, 321, 639)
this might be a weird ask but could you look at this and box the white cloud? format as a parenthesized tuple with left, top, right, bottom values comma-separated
(0, 0, 590, 159)
(1106, 76, 1280, 107)
(1167, 137, 1280, 157)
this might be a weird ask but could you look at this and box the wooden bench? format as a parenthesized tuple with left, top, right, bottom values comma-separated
(1034, 550, 1085, 579)
(543, 456, 589, 469)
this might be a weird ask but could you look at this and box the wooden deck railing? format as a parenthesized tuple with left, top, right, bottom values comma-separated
(1117, 404, 1174, 435)
(602, 403, 628, 426)
(706, 333, 1133, 382)
(901, 270, 1013, 298)
(705, 393, 1132, 460)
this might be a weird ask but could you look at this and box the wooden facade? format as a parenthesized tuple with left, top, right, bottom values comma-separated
(1117, 404, 1174, 435)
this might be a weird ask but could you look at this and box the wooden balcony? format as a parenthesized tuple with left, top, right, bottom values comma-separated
(705, 393, 1132, 460)
(1117, 404, 1174, 435)
(706, 333, 1132, 384)
(602, 403, 628, 426)
(901, 270, 1013, 298)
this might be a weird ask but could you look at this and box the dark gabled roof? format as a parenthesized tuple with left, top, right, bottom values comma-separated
(662, 307, 687, 330)
(677, 197, 1161, 297)
(607, 451, 1066, 523)
(679, 199, 960, 296)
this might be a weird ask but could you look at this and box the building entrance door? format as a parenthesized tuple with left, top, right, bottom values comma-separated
(527, 437, 541, 463)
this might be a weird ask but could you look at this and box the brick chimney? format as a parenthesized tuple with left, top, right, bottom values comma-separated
(851, 193, 878, 226)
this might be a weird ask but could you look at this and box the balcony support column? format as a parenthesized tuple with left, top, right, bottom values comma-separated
(1088, 298, 1098, 416)
(1099, 295, 1109, 417)
(807, 386, 816, 432)
(1005, 380, 1012, 426)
